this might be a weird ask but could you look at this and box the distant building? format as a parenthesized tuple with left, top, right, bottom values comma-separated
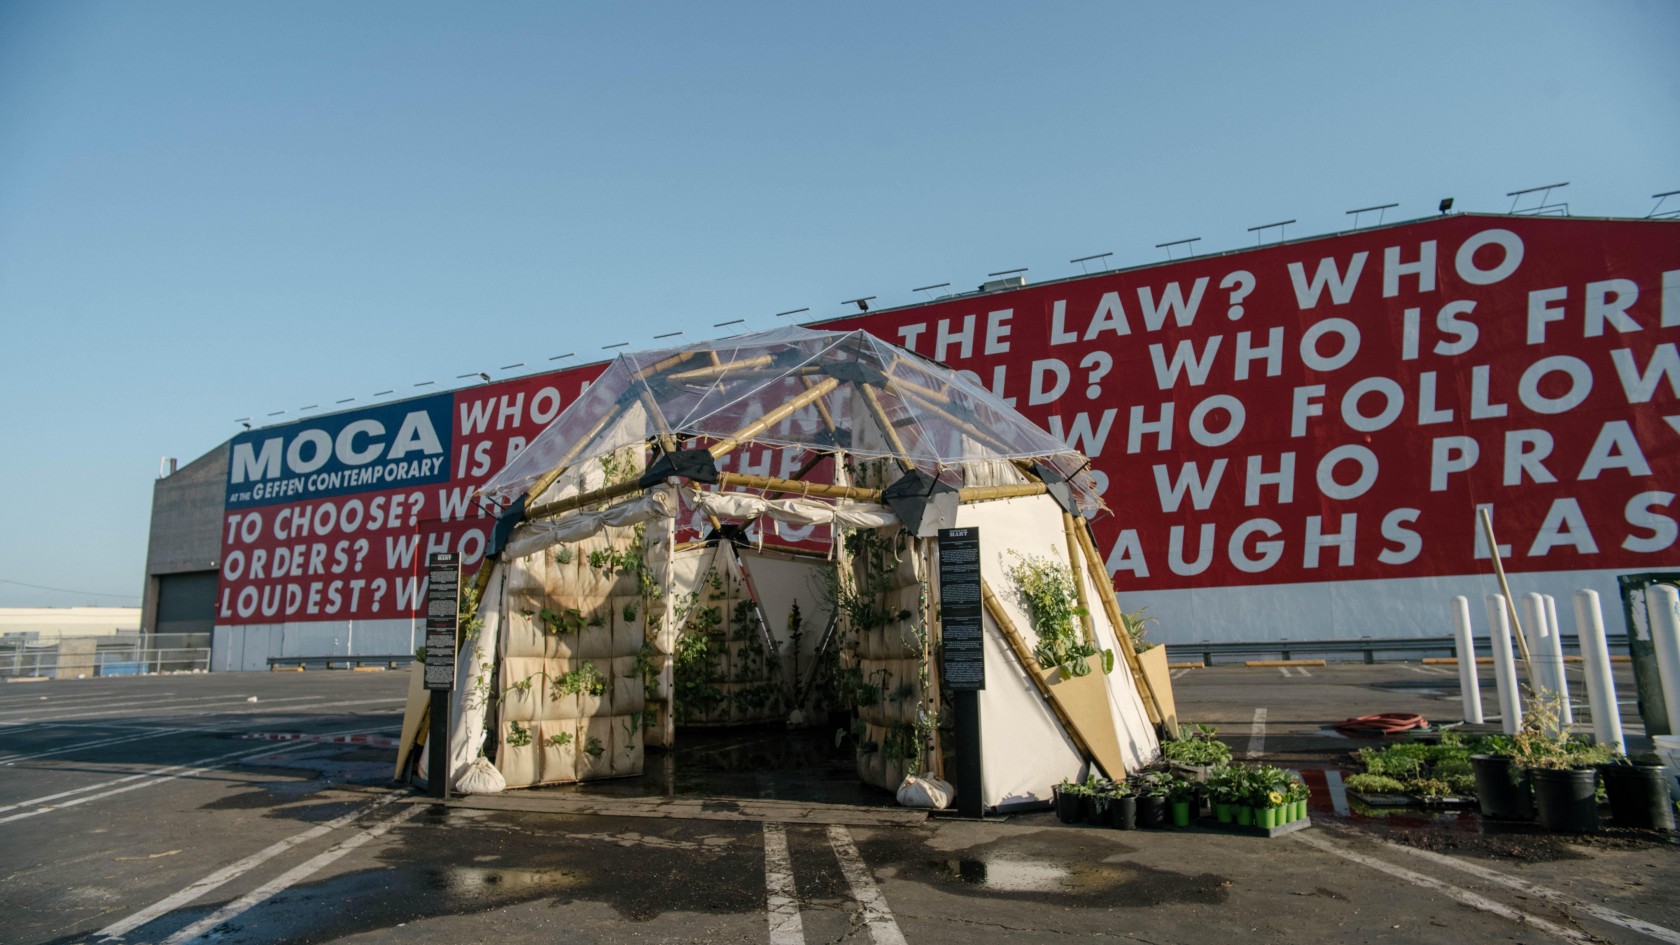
(0, 607, 142, 641)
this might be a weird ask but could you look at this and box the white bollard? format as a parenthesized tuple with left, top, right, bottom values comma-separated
(1573, 590, 1623, 754)
(1519, 593, 1553, 708)
(1646, 585, 1680, 737)
(1451, 596, 1484, 724)
(1486, 594, 1522, 734)
(1543, 594, 1573, 725)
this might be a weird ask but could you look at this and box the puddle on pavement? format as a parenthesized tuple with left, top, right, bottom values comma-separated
(927, 856, 1074, 892)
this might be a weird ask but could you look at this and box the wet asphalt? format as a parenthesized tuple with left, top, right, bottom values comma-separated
(1, 663, 1676, 945)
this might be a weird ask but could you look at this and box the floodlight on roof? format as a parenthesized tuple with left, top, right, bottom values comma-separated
(1507, 182, 1569, 216)
(773, 308, 809, 318)
(842, 296, 876, 312)
(500, 363, 524, 371)
(1647, 189, 1679, 219)
(1345, 202, 1399, 227)
(547, 353, 574, 361)
(1155, 237, 1201, 260)
(1069, 253, 1112, 274)
(713, 319, 745, 328)
(1439, 198, 1454, 214)
(603, 342, 629, 349)
(374, 389, 395, 397)
(655, 331, 683, 339)
(987, 268, 1027, 277)
(336, 397, 355, 404)
(414, 381, 436, 387)
(1247, 220, 1295, 245)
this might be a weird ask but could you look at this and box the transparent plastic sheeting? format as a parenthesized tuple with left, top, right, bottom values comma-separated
(478, 327, 1101, 513)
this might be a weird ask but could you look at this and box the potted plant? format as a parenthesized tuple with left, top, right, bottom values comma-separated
(1598, 753, 1675, 830)
(1162, 723, 1232, 782)
(1470, 734, 1534, 821)
(1207, 765, 1240, 823)
(1166, 771, 1198, 827)
(1507, 692, 1607, 833)
(1081, 774, 1112, 825)
(1283, 777, 1309, 823)
(1136, 770, 1171, 828)
(1052, 777, 1084, 824)
(1246, 765, 1289, 829)
(1104, 779, 1138, 830)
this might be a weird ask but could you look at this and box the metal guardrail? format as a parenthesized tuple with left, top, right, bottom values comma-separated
(0, 647, 211, 679)
(1164, 634, 1631, 667)
(266, 655, 412, 670)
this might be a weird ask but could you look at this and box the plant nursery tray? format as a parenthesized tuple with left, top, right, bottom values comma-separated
(1348, 791, 1477, 809)
(1197, 816, 1313, 839)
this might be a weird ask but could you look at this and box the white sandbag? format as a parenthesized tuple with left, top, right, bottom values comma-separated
(455, 756, 507, 795)
(896, 775, 954, 810)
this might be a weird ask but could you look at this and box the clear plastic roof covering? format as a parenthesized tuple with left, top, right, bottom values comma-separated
(479, 326, 1102, 512)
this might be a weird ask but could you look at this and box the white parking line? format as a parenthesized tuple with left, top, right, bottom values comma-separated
(0, 727, 191, 765)
(1293, 832, 1594, 944)
(1378, 834, 1680, 944)
(93, 792, 401, 941)
(1245, 708, 1267, 758)
(159, 803, 422, 945)
(1324, 769, 1350, 816)
(0, 695, 320, 723)
(0, 741, 315, 824)
(1171, 668, 1190, 679)
(762, 822, 804, 945)
(827, 825, 906, 945)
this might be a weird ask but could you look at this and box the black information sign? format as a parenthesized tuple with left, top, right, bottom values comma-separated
(938, 527, 985, 691)
(423, 552, 461, 692)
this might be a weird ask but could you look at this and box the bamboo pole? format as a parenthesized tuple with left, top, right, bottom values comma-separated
(708, 376, 840, 461)
(668, 354, 774, 383)
(527, 477, 646, 521)
(718, 471, 882, 502)
(640, 349, 700, 377)
(957, 482, 1050, 503)
(1062, 513, 1098, 648)
(980, 579, 1101, 770)
(895, 384, 1018, 457)
(1479, 506, 1537, 681)
(857, 383, 916, 473)
(801, 375, 840, 434)
(1071, 518, 1164, 726)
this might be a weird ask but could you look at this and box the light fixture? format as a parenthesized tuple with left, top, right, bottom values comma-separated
(1438, 198, 1454, 214)
(774, 308, 809, 318)
(842, 296, 876, 312)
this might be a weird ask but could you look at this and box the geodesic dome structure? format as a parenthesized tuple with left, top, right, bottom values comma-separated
(398, 327, 1173, 811)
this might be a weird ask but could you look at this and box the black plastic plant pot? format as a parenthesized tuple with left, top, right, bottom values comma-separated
(1471, 754, 1534, 820)
(1137, 794, 1167, 828)
(1053, 788, 1082, 824)
(1599, 763, 1675, 831)
(1084, 797, 1109, 825)
(1531, 767, 1599, 833)
(1110, 795, 1138, 830)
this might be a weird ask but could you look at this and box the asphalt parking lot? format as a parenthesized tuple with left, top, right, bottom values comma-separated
(1, 662, 1675, 945)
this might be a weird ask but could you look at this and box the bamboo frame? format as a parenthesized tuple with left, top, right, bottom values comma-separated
(708, 376, 840, 461)
(894, 383, 1018, 458)
(857, 383, 916, 473)
(1062, 512, 1098, 648)
(527, 477, 646, 520)
(667, 353, 775, 383)
(981, 579, 1109, 775)
(1070, 518, 1165, 726)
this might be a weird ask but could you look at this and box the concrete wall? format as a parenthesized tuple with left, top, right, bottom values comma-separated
(141, 444, 228, 639)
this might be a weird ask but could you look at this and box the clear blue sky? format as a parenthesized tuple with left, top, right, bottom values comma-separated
(1, 1, 1676, 608)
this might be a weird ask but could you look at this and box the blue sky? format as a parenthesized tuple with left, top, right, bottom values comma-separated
(1, 1, 1676, 607)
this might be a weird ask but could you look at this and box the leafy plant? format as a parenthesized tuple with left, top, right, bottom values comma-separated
(554, 662, 607, 698)
(1120, 606, 1158, 652)
(1005, 551, 1107, 680)
(547, 732, 573, 749)
(506, 720, 532, 748)
(584, 735, 605, 759)
(1162, 723, 1232, 767)
(554, 546, 574, 565)
(1344, 772, 1405, 794)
